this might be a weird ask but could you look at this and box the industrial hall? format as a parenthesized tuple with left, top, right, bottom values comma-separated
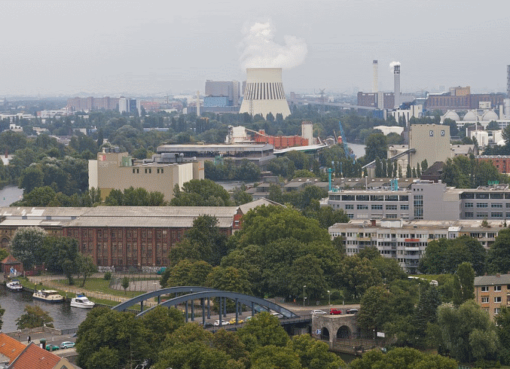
(0, 204, 263, 270)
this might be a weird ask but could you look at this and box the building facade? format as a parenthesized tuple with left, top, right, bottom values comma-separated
(408, 124, 451, 169)
(327, 181, 510, 221)
(476, 155, 510, 174)
(474, 274, 510, 320)
(329, 219, 501, 273)
(67, 97, 119, 111)
(89, 147, 204, 201)
(0, 206, 243, 270)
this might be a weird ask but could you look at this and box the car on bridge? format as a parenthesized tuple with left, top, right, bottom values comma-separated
(329, 308, 342, 315)
(229, 318, 244, 325)
(312, 309, 327, 315)
(213, 320, 230, 326)
(346, 309, 358, 315)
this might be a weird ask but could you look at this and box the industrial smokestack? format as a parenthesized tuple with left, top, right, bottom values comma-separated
(196, 91, 201, 117)
(507, 65, 510, 97)
(394, 64, 401, 109)
(372, 60, 378, 93)
(239, 68, 291, 118)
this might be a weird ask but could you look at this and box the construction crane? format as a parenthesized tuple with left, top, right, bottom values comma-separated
(338, 121, 355, 163)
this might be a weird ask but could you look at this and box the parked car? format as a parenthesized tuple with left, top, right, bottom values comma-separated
(45, 344, 60, 352)
(213, 320, 230, 326)
(246, 316, 253, 321)
(346, 309, 359, 315)
(229, 318, 244, 324)
(312, 309, 327, 315)
(198, 322, 213, 328)
(60, 341, 75, 349)
(271, 312, 284, 319)
(330, 308, 342, 315)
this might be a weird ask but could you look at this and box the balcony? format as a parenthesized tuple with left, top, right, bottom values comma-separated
(404, 247, 420, 252)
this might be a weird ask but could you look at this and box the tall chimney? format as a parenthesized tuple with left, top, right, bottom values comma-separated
(507, 65, 510, 98)
(372, 60, 378, 93)
(196, 90, 200, 117)
(394, 65, 401, 109)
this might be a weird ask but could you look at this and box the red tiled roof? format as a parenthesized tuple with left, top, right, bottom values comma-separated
(0, 333, 26, 363)
(9, 343, 61, 369)
(1, 254, 20, 265)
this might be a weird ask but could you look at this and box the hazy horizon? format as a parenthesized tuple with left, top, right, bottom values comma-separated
(1, 0, 509, 97)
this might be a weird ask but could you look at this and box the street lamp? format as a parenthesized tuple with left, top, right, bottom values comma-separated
(303, 285, 306, 307)
(327, 290, 331, 306)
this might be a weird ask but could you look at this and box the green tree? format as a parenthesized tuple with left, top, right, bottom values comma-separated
(21, 186, 57, 206)
(487, 228, 510, 274)
(288, 254, 328, 300)
(452, 262, 475, 306)
(357, 286, 392, 334)
(76, 307, 151, 369)
(421, 159, 429, 171)
(237, 312, 290, 352)
(212, 329, 248, 361)
(16, 305, 54, 329)
(140, 306, 184, 360)
(288, 334, 345, 369)
(495, 307, 510, 364)
(161, 259, 213, 288)
(18, 165, 44, 194)
(85, 347, 120, 369)
(336, 255, 383, 298)
(170, 179, 232, 206)
(412, 286, 442, 347)
(406, 163, 411, 178)
(154, 323, 232, 369)
(76, 254, 97, 287)
(350, 347, 458, 369)
(232, 187, 253, 205)
(169, 215, 229, 266)
(0, 304, 4, 330)
(43, 236, 79, 284)
(10, 227, 47, 270)
(121, 276, 130, 294)
(433, 300, 498, 363)
(365, 133, 388, 162)
(207, 266, 252, 295)
(251, 345, 303, 369)
(0, 248, 8, 262)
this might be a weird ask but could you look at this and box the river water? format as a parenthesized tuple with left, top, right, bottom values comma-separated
(0, 286, 89, 333)
(0, 185, 23, 207)
(346, 143, 366, 159)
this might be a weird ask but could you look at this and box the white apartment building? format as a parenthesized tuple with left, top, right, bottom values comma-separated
(329, 219, 502, 273)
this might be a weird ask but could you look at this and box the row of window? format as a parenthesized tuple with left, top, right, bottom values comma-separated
(481, 285, 510, 292)
(461, 192, 510, 200)
(464, 212, 506, 218)
(465, 202, 510, 208)
(330, 195, 410, 201)
(482, 297, 503, 303)
(346, 204, 410, 210)
(132, 168, 165, 174)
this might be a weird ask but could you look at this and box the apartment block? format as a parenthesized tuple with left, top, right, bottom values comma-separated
(328, 181, 510, 221)
(474, 274, 510, 320)
(329, 219, 501, 273)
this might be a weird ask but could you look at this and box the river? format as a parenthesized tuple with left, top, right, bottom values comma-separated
(0, 185, 23, 207)
(0, 286, 89, 333)
(346, 143, 366, 159)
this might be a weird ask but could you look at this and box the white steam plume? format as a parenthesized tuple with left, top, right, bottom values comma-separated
(240, 22, 307, 70)
(389, 61, 401, 72)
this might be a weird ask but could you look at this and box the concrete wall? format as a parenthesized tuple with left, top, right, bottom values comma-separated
(409, 124, 450, 169)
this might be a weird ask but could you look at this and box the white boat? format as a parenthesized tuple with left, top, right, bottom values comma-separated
(6, 279, 23, 292)
(33, 290, 64, 303)
(70, 295, 95, 309)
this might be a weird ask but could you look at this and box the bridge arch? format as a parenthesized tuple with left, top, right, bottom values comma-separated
(112, 287, 299, 326)
(337, 325, 351, 339)
(320, 327, 330, 341)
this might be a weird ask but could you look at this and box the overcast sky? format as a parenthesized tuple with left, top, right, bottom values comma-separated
(1, 0, 509, 97)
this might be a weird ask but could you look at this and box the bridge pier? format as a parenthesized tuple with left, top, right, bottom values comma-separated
(185, 301, 189, 322)
(207, 298, 211, 319)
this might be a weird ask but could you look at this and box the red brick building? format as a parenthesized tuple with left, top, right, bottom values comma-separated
(476, 155, 510, 174)
(0, 206, 244, 271)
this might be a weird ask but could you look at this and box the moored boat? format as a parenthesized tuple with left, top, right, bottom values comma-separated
(70, 295, 95, 309)
(6, 279, 23, 292)
(33, 290, 64, 303)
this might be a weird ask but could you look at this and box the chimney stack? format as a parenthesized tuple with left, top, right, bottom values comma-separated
(394, 65, 401, 109)
(372, 60, 378, 93)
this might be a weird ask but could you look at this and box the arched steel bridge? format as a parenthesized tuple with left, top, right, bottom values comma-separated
(112, 286, 300, 327)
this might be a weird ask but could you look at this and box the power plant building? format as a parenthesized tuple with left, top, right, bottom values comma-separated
(239, 68, 291, 119)
(205, 80, 240, 107)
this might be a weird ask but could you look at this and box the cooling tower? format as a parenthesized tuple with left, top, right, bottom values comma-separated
(239, 68, 291, 119)
(372, 60, 378, 93)
(394, 65, 401, 109)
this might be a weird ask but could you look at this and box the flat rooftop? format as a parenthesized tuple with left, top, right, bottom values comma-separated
(157, 143, 274, 154)
(329, 219, 507, 231)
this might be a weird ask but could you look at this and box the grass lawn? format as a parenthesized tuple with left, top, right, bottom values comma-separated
(55, 278, 145, 299)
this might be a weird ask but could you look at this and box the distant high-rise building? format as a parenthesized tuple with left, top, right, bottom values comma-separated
(507, 65, 510, 97)
(204, 80, 240, 107)
(119, 97, 137, 114)
(394, 65, 401, 109)
(67, 97, 119, 111)
(372, 60, 378, 93)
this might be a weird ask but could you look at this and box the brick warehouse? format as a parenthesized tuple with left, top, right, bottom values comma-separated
(0, 206, 245, 270)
